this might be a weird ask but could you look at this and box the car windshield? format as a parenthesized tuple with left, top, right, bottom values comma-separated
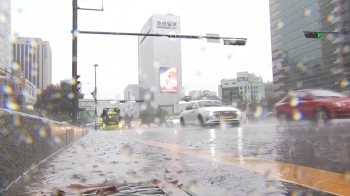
(310, 90, 347, 99)
(198, 101, 225, 107)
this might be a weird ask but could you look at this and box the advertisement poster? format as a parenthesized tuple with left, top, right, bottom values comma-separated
(237, 71, 249, 83)
(159, 67, 178, 93)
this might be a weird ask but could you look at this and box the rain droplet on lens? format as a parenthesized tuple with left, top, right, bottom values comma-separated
(120, 144, 132, 157)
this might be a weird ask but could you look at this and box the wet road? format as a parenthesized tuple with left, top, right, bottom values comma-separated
(4, 122, 350, 196)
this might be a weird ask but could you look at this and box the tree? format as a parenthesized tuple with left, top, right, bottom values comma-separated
(34, 82, 84, 121)
(258, 97, 280, 111)
(238, 94, 246, 111)
(79, 112, 90, 125)
(155, 106, 169, 124)
(249, 96, 259, 112)
(123, 113, 130, 123)
(138, 111, 153, 124)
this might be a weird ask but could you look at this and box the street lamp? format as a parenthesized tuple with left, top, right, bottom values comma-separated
(94, 64, 98, 130)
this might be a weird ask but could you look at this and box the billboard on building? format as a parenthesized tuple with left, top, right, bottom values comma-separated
(237, 72, 249, 83)
(159, 67, 178, 93)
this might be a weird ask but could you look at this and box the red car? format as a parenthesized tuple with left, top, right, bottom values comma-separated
(273, 89, 350, 123)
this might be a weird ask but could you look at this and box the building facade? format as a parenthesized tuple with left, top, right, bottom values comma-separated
(219, 72, 266, 105)
(0, 0, 11, 70)
(123, 84, 140, 117)
(138, 14, 183, 115)
(0, 76, 36, 110)
(270, 0, 350, 98)
(264, 82, 274, 99)
(79, 99, 121, 117)
(189, 90, 216, 99)
(12, 37, 52, 91)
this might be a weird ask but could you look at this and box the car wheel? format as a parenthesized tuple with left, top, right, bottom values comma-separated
(180, 118, 186, 128)
(315, 108, 328, 124)
(278, 113, 287, 124)
(198, 116, 205, 127)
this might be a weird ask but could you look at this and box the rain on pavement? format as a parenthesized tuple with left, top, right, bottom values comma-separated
(4, 121, 349, 196)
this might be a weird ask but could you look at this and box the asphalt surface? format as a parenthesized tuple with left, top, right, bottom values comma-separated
(4, 121, 350, 196)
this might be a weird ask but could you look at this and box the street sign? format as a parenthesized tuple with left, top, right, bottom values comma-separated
(206, 33, 220, 43)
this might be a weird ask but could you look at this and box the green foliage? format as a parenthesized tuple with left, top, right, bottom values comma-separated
(34, 82, 84, 121)
(155, 106, 169, 124)
(138, 106, 168, 124)
(122, 113, 135, 124)
(238, 94, 246, 111)
(138, 111, 153, 124)
(79, 113, 90, 125)
(249, 95, 259, 111)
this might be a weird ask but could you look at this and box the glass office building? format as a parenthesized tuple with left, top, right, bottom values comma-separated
(270, 0, 350, 98)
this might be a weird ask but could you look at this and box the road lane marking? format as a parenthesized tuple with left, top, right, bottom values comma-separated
(128, 138, 350, 196)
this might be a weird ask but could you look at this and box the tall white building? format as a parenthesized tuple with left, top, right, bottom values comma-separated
(218, 71, 266, 104)
(138, 14, 183, 115)
(12, 37, 52, 91)
(0, 0, 11, 69)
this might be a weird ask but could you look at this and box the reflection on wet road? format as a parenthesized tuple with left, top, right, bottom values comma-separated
(5, 122, 350, 196)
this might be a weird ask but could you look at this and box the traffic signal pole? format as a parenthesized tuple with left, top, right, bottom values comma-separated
(78, 30, 248, 45)
(71, 0, 103, 125)
(72, 0, 78, 125)
(303, 28, 350, 39)
(71, 1, 245, 124)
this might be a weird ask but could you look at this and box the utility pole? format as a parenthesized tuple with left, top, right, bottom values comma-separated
(71, 0, 104, 125)
(94, 64, 98, 130)
(72, 0, 78, 125)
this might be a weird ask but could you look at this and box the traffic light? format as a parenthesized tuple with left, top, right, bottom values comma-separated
(303, 31, 323, 39)
(76, 75, 81, 91)
(223, 39, 247, 46)
(183, 96, 192, 102)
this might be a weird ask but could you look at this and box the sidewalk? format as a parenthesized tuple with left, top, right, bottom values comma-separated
(3, 131, 231, 196)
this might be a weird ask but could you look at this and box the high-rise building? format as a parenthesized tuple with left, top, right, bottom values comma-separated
(269, 0, 350, 98)
(138, 14, 183, 115)
(12, 37, 52, 91)
(0, 0, 11, 69)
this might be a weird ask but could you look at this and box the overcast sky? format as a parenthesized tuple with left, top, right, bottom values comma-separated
(11, 0, 272, 99)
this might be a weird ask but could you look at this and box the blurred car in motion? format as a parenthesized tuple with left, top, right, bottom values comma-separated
(180, 100, 241, 127)
(273, 89, 350, 124)
(141, 124, 148, 129)
(165, 115, 181, 128)
(148, 123, 158, 128)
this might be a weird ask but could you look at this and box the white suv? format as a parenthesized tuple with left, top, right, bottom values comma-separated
(180, 100, 241, 127)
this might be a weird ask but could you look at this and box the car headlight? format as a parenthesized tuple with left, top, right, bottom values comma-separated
(332, 102, 346, 107)
(205, 111, 213, 115)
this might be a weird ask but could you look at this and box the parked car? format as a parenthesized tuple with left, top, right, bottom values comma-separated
(180, 100, 241, 127)
(148, 123, 158, 128)
(273, 89, 350, 124)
